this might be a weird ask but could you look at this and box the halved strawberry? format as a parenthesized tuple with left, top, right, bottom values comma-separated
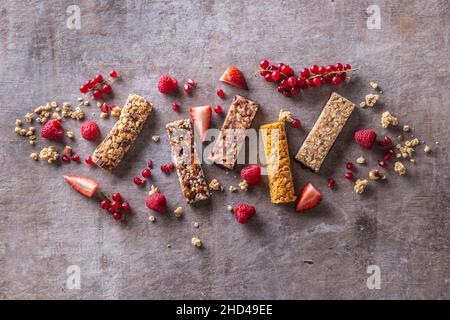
(295, 182, 322, 212)
(219, 66, 248, 90)
(189, 106, 212, 143)
(64, 175, 99, 198)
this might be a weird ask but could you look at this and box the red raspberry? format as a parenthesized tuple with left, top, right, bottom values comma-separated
(40, 119, 64, 140)
(240, 165, 261, 185)
(80, 120, 100, 141)
(234, 203, 256, 224)
(146, 193, 167, 212)
(354, 129, 377, 149)
(157, 74, 178, 94)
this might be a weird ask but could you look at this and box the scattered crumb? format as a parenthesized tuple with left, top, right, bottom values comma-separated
(111, 106, 121, 117)
(394, 162, 406, 175)
(173, 207, 183, 218)
(403, 125, 411, 132)
(228, 185, 237, 192)
(30, 153, 38, 161)
(193, 222, 199, 228)
(239, 180, 249, 191)
(63, 146, 72, 155)
(354, 179, 368, 194)
(424, 145, 432, 153)
(167, 244, 171, 248)
(149, 215, 156, 223)
(96, 102, 102, 108)
(209, 179, 223, 191)
(397, 134, 405, 141)
(410, 159, 416, 164)
(100, 112, 108, 119)
(66, 131, 74, 139)
(359, 101, 366, 108)
(381, 111, 398, 128)
(83, 100, 90, 107)
(29, 140, 36, 146)
(149, 185, 159, 195)
(191, 236, 202, 248)
(369, 81, 379, 90)
(369, 169, 381, 180)
(151, 135, 160, 142)
(15, 119, 22, 127)
(278, 109, 293, 123)
(356, 156, 366, 165)
(227, 205, 233, 212)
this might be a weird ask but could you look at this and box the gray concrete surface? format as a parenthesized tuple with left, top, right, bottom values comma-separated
(0, 0, 449, 299)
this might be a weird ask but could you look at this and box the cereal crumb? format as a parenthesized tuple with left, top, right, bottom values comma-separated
(193, 222, 199, 228)
(239, 180, 249, 191)
(149, 215, 156, 223)
(173, 207, 183, 218)
(209, 179, 223, 191)
(359, 101, 366, 108)
(381, 111, 398, 128)
(83, 100, 90, 107)
(228, 185, 237, 192)
(149, 185, 159, 195)
(227, 205, 233, 212)
(29, 140, 36, 146)
(15, 119, 22, 127)
(66, 131, 75, 139)
(30, 153, 39, 161)
(191, 236, 202, 248)
(369, 169, 381, 180)
(111, 106, 121, 117)
(278, 109, 293, 123)
(25, 113, 34, 123)
(394, 162, 406, 175)
(356, 156, 366, 164)
(100, 112, 108, 119)
(424, 145, 432, 153)
(369, 81, 379, 90)
(151, 135, 160, 142)
(403, 125, 411, 132)
(354, 179, 368, 194)
(71, 107, 84, 120)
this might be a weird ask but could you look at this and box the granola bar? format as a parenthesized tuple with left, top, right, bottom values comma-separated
(261, 121, 296, 203)
(166, 119, 210, 203)
(208, 95, 259, 170)
(295, 92, 355, 172)
(92, 94, 153, 172)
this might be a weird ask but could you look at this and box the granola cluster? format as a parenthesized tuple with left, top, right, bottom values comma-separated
(354, 179, 368, 194)
(394, 162, 406, 175)
(39, 146, 59, 163)
(381, 111, 398, 128)
(208, 178, 223, 191)
(360, 94, 379, 108)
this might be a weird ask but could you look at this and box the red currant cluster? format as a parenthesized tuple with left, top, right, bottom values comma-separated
(79, 70, 119, 100)
(100, 192, 130, 221)
(258, 60, 358, 97)
(160, 162, 175, 174)
(133, 160, 154, 186)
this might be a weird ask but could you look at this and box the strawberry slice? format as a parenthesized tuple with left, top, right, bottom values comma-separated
(64, 175, 99, 198)
(189, 106, 212, 143)
(295, 182, 322, 212)
(219, 66, 248, 90)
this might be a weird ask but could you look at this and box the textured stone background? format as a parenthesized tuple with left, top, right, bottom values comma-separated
(0, 0, 449, 299)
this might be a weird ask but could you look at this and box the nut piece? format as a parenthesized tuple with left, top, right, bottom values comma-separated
(228, 185, 237, 192)
(356, 156, 366, 164)
(30, 153, 39, 161)
(239, 180, 249, 191)
(149, 185, 159, 195)
(424, 145, 432, 153)
(354, 179, 368, 194)
(173, 207, 183, 218)
(381, 111, 398, 128)
(209, 178, 223, 191)
(151, 135, 160, 142)
(394, 162, 406, 175)
(66, 131, 75, 139)
(191, 236, 202, 248)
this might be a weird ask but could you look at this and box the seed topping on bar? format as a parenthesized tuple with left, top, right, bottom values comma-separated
(209, 95, 259, 170)
(295, 92, 355, 172)
(261, 121, 296, 203)
(166, 119, 210, 204)
(92, 94, 153, 172)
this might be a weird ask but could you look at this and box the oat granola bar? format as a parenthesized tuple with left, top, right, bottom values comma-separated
(92, 94, 153, 172)
(261, 121, 296, 203)
(166, 119, 210, 203)
(295, 92, 355, 172)
(208, 95, 259, 170)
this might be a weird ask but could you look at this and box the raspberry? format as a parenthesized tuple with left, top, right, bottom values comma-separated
(80, 120, 100, 141)
(234, 203, 256, 224)
(354, 129, 377, 149)
(146, 193, 167, 212)
(40, 119, 64, 140)
(157, 74, 178, 94)
(240, 165, 261, 185)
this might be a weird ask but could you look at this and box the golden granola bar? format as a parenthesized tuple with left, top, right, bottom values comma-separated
(166, 119, 210, 203)
(208, 95, 259, 170)
(92, 94, 153, 172)
(260, 121, 296, 203)
(295, 92, 355, 172)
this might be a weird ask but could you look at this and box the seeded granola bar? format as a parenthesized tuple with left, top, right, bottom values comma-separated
(261, 121, 296, 203)
(208, 95, 259, 170)
(295, 92, 355, 172)
(166, 119, 210, 204)
(92, 94, 153, 172)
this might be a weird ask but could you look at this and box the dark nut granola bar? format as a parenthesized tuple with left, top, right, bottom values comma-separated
(166, 119, 210, 204)
(295, 92, 355, 172)
(208, 95, 259, 170)
(92, 94, 153, 172)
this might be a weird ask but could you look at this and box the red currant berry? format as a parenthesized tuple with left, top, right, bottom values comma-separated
(110, 70, 118, 78)
(80, 85, 88, 94)
(300, 68, 310, 78)
(291, 119, 301, 128)
(287, 76, 297, 87)
(317, 66, 326, 75)
(283, 90, 292, 97)
(61, 155, 70, 162)
(378, 160, 389, 168)
(142, 168, 151, 178)
(100, 103, 108, 113)
(345, 172, 354, 180)
(184, 84, 191, 94)
(108, 207, 116, 215)
(297, 77, 307, 88)
(260, 59, 270, 69)
(325, 65, 335, 73)
(290, 86, 301, 95)
(260, 70, 269, 76)
(305, 78, 314, 87)
(85, 156, 94, 165)
(92, 89, 103, 100)
(335, 63, 343, 71)
(277, 63, 285, 70)
(187, 79, 196, 87)
(346, 162, 354, 170)
(384, 153, 392, 161)
(214, 105, 223, 114)
(121, 202, 130, 211)
(147, 160, 153, 168)
(160, 165, 169, 173)
(331, 76, 342, 85)
(271, 70, 281, 81)
(102, 84, 112, 94)
(112, 193, 122, 202)
(268, 65, 277, 71)
(217, 88, 224, 97)
(310, 65, 319, 74)
(277, 86, 285, 93)
(279, 79, 288, 88)
(133, 177, 145, 185)
(339, 72, 347, 81)
(113, 212, 122, 221)
(172, 103, 179, 112)
(282, 65, 294, 76)
(344, 64, 352, 70)
(264, 73, 273, 82)
(327, 178, 335, 189)
(109, 104, 116, 111)
(111, 201, 121, 210)
(93, 74, 104, 84)
(383, 136, 392, 145)
(312, 77, 322, 87)
(71, 154, 80, 162)
(86, 80, 95, 89)
(100, 199, 111, 210)
(388, 148, 395, 155)
(168, 162, 175, 171)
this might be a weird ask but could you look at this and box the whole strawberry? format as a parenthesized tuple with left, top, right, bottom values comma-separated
(80, 120, 100, 141)
(157, 74, 178, 94)
(146, 193, 167, 212)
(40, 119, 64, 140)
(240, 165, 261, 185)
(354, 129, 377, 149)
(234, 203, 256, 224)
